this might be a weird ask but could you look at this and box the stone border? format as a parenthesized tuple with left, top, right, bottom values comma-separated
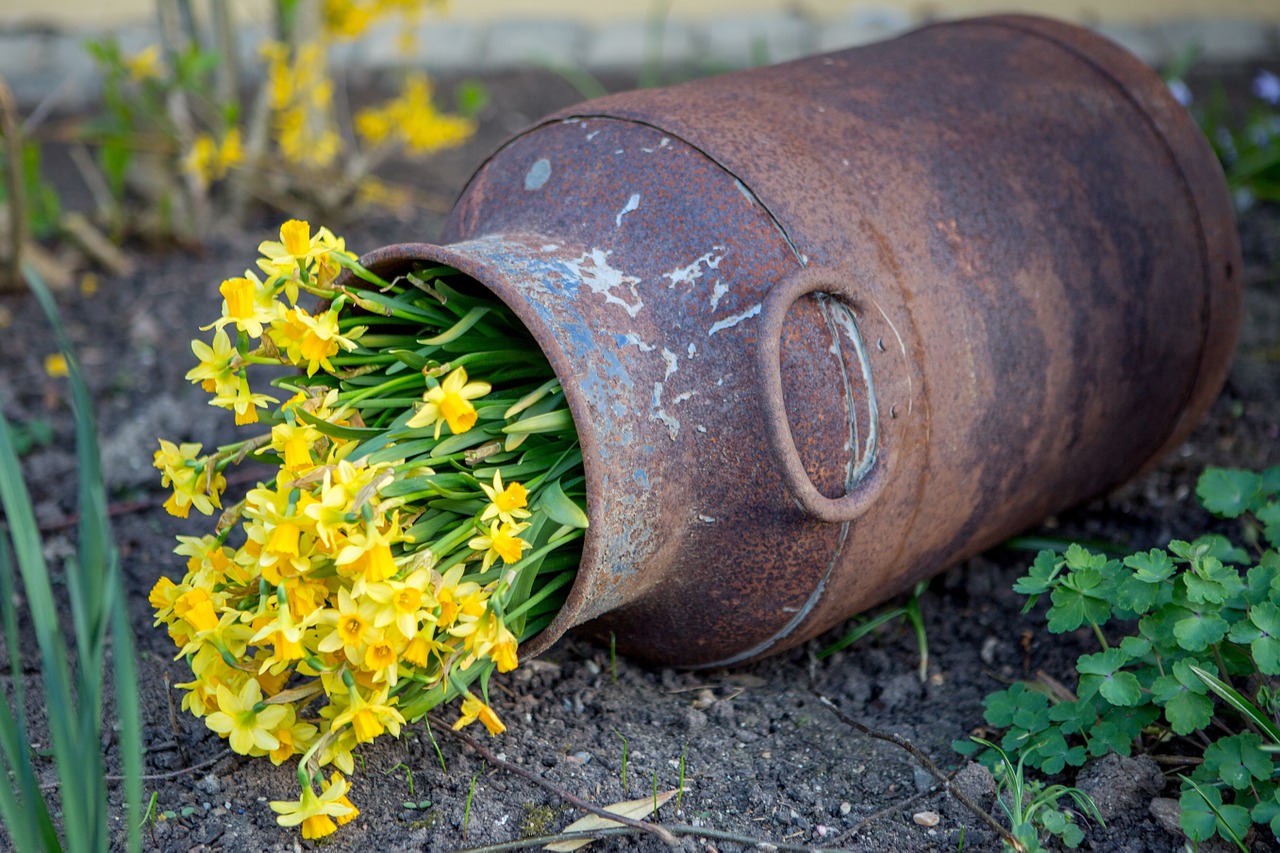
(1, 12, 1278, 109)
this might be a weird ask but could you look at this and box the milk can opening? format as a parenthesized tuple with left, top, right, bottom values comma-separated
(342, 247, 596, 661)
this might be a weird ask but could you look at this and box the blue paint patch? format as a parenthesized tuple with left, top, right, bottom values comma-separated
(524, 158, 551, 191)
(633, 468, 650, 488)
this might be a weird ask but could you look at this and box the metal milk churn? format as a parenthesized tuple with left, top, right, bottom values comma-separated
(358, 15, 1242, 666)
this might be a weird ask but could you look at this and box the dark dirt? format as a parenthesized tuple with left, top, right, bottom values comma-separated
(1, 61, 1279, 853)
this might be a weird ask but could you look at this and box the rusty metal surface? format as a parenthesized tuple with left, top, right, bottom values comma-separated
(363, 14, 1241, 666)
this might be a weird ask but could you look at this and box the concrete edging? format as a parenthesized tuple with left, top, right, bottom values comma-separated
(1, 11, 1277, 110)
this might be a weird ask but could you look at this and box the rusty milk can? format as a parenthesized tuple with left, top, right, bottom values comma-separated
(358, 14, 1243, 667)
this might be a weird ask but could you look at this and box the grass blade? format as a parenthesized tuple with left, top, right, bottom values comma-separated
(1188, 665, 1280, 744)
(0, 532, 61, 851)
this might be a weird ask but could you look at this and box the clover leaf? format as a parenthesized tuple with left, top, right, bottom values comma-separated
(1184, 556, 1245, 606)
(1181, 782, 1251, 844)
(1076, 649, 1141, 706)
(1250, 789, 1280, 841)
(1124, 548, 1176, 583)
(1047, 568, 1112, 633)
(1087, 706, 1156, 757)
(1013, 550, 1061, 604)
(1152, 660, 1215, 735)
(1229, 602, 1280, 674)
(983, 683, 1049, 730)
(1198, 468, 1261, 518)
(1203, 733, 1272, 789)
(1173, 608, 1230, 652)
(1047, 698, 1097, 735)
(1022, 727, 1087, 774)
(1258, 501, 1280, 550)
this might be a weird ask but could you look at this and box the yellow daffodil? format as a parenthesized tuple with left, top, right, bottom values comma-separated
(480, 470, 530, 525)
(123, 45, 162, 81)
(406, 366, 490, 439)
(453, 693, 505, 736)
(154, 440, 225, 518)
(265, 704, 318, 766)
(44, 353, 68, 377)
(317, 587, 376, 664)
(270, 772, 356, 839)
(186, 328, 239, 396)
(207, 272, 276, 339)
(204, 678, 288, 756)
(365, 568, 434, 639)
(468, 520, 531, 571)
(330, 685, 405, 742)
(210, 373, 278, 426)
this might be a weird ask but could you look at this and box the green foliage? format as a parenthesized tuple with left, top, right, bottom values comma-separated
(964, 466, 1280, 847)
(0, 264, 142, 852)
(820, 580, 930, 681)
(973, 738, 1103, 851)
(1165, 58, 1280, 209)
(3, 417, 53, 457)
(0, 142, 62, 240)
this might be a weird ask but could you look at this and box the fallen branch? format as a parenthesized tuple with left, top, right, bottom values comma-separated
(814, 692, 1023, 852)
(428, 714, 852, 852)
(425, 713, 679, 847)
(845, 774, 946, 840)
(40, 748, 234, 790)
(449, 823, 851, 853)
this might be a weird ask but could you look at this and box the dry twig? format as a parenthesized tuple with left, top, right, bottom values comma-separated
(425, 713, 679, 847)
(0, 75, 27, 293)
(449, 823, 850, 853)
(814, 692, 1024, 852)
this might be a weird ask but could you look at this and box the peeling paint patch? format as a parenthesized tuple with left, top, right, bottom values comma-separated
(540, 244, 559, 252)
(661, 347, 679, 380)
(710, 279, 729, 309)
(615, 193, 640, 227)
(672, 390, 695, 404)
(664, 249, 724, 288)
(565, 249, 645, 318)
(586, 130, 600, 140)
(524, 158, 551, 191)
(687, 343, 697, 358)
(617, 333, 655, 352)
(650, 382, 680, 440)
(697, 514, 716, 523)
(734, 179, 754, 203)
(708, 303, 762, 336)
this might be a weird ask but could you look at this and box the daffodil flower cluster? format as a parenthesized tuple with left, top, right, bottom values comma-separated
(152, 220, 586, 840)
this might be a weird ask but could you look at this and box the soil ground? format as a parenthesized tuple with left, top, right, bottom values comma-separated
(1, 62, 1279, 853)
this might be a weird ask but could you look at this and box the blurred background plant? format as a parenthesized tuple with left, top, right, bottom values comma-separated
(1166, 53, 1280, 210)
(77, 0, 479, 241)
(1, 0, 480, 283)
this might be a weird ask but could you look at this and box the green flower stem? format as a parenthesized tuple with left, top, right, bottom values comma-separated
(1090, 620, 1110, 651)
(336, 373, 424, 406)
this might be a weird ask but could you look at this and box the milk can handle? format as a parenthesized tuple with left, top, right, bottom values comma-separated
(757, 267, 883, 524)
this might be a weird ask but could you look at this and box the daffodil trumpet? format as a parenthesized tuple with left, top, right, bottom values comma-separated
(153, 220, 587, 840)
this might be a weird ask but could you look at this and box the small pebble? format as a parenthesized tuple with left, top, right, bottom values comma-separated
(913, 810, 941, 827)
(839, 801, 852, 816)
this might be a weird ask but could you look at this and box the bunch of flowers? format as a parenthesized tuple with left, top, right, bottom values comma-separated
(152, 220, 586, 839)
